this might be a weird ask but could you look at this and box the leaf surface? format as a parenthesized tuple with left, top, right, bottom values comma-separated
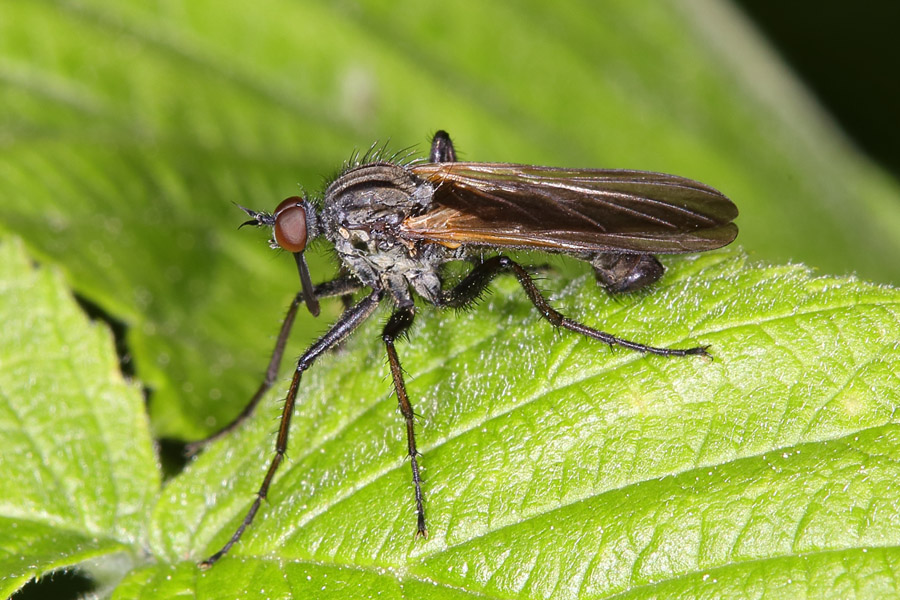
(150, 252, 900, 597)
(0, 238, 157, 597)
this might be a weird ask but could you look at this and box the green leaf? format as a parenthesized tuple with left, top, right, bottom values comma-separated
(142, 251, 900, 599)
(0, 237, 158, 598)
(5, 233, 900, 598)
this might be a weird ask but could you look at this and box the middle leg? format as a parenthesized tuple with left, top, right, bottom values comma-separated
(382, 304, 428, 537)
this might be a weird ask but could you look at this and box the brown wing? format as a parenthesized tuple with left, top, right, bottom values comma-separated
(403, 162, 738, 254)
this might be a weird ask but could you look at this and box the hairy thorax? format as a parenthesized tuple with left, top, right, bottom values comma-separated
(320, 162, 446, 305)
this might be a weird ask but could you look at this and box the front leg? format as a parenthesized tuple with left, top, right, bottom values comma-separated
(186, 276, 362, 455)
(382, 305, 428, 537)
(200, 288, 382, 567)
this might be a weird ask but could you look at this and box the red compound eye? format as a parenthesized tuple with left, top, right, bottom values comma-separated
(273, 197, 308, 253)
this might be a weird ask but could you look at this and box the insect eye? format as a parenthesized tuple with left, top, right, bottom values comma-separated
(273, 196, 308, 253)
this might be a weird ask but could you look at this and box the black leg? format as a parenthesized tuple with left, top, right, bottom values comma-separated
(199, 288, 382, 568)
(381, 305, 428, 537)
(441, 256, 708, 357)
(429, 130, 456, 163)
(185, 276, 362, 456)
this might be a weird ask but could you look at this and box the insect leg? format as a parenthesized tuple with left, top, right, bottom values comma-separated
(199, 288, 382, 568)
(429, 130, 457, 163)
(381, 305, 428, 537)
(185, 276, 363, 455)
(442, 256, 708, 357)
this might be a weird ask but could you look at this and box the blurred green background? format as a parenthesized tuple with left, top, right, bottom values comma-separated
(2, 0, 898, 446)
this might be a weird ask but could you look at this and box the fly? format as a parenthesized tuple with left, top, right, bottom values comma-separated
(196, 130, 738, 566)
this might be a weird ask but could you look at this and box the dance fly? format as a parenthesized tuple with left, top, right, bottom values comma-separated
(196, 130, 738, 566)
